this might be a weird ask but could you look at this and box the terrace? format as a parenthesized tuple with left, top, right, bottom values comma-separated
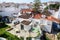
(6, 21, 42, 40)
(0, 22, 20, 40)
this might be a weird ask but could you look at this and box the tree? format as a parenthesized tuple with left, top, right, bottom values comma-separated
(33, 0, 41, 13)
(0, 15, 2, 22)
(45, 4, 60, 10)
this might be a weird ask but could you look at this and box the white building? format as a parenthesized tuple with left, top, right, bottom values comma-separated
(53, 7, 60, 19)
(20, 20, 32, 31)
(40, 19, 52, 33)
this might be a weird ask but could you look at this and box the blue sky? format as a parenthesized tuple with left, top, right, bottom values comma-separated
(0, 0, 60, 3)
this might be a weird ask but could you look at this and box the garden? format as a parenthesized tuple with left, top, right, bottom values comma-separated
(0, 22, 21, 40)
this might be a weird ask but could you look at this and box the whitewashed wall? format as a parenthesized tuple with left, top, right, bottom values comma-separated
(24, 25, 31, 31)
(53, 9, 60, 19)
(40, 19, 52, 32)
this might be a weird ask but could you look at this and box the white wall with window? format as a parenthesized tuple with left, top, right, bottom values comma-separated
(40, 19, 52, 33)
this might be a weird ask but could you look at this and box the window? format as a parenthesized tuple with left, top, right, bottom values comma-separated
(5, 6, 10, 8)
(34, 24, 37, 27)
(21, 24, 24, 30)
(36, 22, 38, 24)
(13, 13, 18, 15)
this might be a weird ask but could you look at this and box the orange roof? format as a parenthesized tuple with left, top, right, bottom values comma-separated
(33, 14, 42, 19)
(21, 9, 32, 12)
(47, 16, 60, 23)
(33, 13, 60, 23)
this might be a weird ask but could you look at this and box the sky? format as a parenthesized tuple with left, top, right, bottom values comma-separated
(0, 0, 60, 3)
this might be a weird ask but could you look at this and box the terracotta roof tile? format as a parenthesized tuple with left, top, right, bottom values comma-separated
(33, 13, 60, 23)
(21, 9, 32, 14)
(19, 14, 31, 19)
(33, 14, 42, 19)
(47, 16, 60, 23)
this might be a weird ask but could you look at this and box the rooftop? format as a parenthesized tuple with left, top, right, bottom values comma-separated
(20, 9, 32, 13)
(33, 14, 42, 19)
(19, 14, 31, 19)
(42, 10, 52, 16)
(47, 16, 60, 23)
(21, 20, 31, 25)
(32, 13, 60, 23)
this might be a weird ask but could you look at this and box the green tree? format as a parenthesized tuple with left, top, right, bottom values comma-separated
(33, 0, 41, 13)
(0, 15, 2, 21)
(45, 4, 60, 10)
(57, 33, 60, 40)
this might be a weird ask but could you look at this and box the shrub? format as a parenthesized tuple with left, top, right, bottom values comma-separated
(26, 37, 32, 40)
(0, 31, 20, 40)
(57, 33, 60, 40)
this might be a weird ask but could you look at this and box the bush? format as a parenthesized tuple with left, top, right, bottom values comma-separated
(0, 22, 22, 40)
(20, 37, 24, 40)
(45, 4, 60, 10)
(0, 29, 6, 35)
(57, 33, 60, 40)
(0, 22, 8, 28)
(46, 36, 50, 40)
(0, 31, 20, 40)
(0, 23, 21, 40)
(26, 37, 32, 40)
(0, 23, 10, 35)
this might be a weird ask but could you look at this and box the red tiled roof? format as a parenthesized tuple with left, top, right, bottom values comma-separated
(47, 16, 60, 23)
(33, 13, 60, 23)
(33, 14, 42, 19)
(20, 9, 32, 14)
(21, 9, 32, 12)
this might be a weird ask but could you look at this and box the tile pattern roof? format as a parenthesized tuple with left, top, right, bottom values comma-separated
(20, 9, 32, 14)
(21, 20, 31, 25)
(33, 14, 42, 19)
(47, 16, 60, 23)
(32, 13, 60, 23)
(20, 9, 60, 23)
(19, 14, 31, 19)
